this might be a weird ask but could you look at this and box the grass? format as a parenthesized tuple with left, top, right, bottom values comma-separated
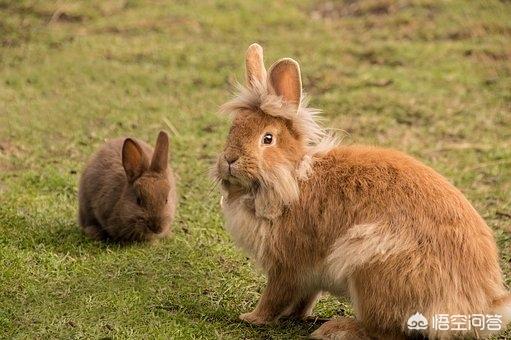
(0, 0, 510, 338)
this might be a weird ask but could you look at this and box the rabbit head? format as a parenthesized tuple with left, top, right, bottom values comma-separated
(119, 131, 173, 236)
(215, 44, 335, 217)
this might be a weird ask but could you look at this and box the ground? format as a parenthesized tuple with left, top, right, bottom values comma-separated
(0, 0, 510, 338)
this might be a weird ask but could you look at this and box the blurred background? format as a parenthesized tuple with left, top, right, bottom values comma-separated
(0, 0, 510, 338)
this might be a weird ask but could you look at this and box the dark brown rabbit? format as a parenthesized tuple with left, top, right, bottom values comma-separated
(78, 131, 176, 242)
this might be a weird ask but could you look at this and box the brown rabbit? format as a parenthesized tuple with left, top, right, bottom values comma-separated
(78, 131, 176, 243)
(213, 43, 511, 339)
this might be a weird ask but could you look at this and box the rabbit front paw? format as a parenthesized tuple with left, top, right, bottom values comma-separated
(82, 225, 107, 241)
(239, 311, 275, 325)
(310, 317, 370, 340)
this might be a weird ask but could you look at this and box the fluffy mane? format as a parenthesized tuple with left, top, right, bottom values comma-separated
(216, 44, 341, 217)
(220, 81, 338, 157)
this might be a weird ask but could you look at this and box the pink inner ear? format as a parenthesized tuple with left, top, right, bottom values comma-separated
(276, 72, 300, 104)
(269, 60, 301, 105)
(122, 139, 148, 181)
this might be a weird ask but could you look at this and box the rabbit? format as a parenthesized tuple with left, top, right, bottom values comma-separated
(78, 131, 177, 243)
(213, 43, 511, 339)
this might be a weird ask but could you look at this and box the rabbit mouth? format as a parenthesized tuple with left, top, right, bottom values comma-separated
(144, 218, 170, 234)
(216, 160, 257, 189)
(221, 176, 257, 192)
(147, 224, 162, 234)
(217, 165, 243, 184)
(222, 176, 244, 187)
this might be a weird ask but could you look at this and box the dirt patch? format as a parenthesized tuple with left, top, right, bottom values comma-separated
(444, 23, 511, 41)
(0, 3, 87, 47)
(310, 0, 437, 20)
(464, 48, 511, 62)
(48, 10, 85, 24)
(352, 48, 404, 66)
(0, 140, 22, 158)
(94, 16, 202, 36)
(1, 3, 88, 23)
(0, 140, 22, 171)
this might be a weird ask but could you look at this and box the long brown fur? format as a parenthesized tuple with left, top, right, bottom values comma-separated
(78, 131, 177, 243)
(214, 44, 511, 339)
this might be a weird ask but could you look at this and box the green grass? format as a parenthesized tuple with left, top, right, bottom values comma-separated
(0, 0, 510, 338)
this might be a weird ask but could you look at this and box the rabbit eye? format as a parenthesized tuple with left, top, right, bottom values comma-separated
(136, 197, 142, 206)
(262, 133, 273, 145)
(165, 198, 168, 204)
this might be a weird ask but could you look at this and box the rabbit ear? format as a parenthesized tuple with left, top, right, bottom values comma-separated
(245, 43, 267, 88)
(268, 58, 302, 107)
(122, 138, 149, 183)
(150, 131, 169, 173)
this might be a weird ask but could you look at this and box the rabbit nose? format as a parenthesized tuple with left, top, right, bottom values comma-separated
(225, 155, 239, 165)
(147, 221, 161, 233)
